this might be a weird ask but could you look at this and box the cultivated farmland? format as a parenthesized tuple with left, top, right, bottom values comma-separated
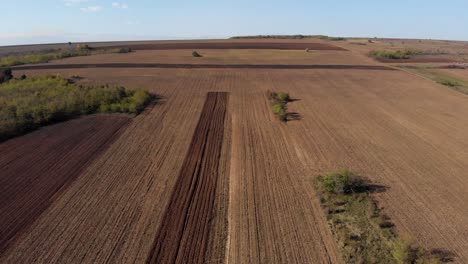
(1, 38, 468, 263)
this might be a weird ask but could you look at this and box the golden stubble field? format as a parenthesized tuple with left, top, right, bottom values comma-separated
(2, 40, 468, 263)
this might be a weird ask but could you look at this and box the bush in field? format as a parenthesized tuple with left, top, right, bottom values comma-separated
(266, 90, 291, 122)
(192, 51, 202, 57)
(0, 75, 152, 141)
(392, 238, 413, 264)
(317, 169, 364, 194)
(272, 103, 287, 121)
(0, 68, 13, 83)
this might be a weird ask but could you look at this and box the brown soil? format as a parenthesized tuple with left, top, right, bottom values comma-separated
(0, 114, 130, 253)
(3, 40, 468, 263)
(101, 42, 345, 51)
(147, 92, 228, 264)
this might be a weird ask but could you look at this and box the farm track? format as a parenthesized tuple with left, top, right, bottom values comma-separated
(100, 42, 346, 51)
(0, 115, 130, 254)
(10, 63, 393, 71)
(147, 92, 228, 264)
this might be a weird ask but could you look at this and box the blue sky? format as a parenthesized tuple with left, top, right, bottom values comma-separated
(1, 0, 467, 46)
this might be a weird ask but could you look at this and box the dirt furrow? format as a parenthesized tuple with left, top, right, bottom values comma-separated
(146, 92, 228, 264)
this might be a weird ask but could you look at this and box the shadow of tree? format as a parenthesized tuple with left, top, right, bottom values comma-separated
(286, 112, 302, 122)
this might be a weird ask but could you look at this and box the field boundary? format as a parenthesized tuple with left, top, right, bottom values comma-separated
(10, 63, 395, 71)
(146, 92, 229, 264)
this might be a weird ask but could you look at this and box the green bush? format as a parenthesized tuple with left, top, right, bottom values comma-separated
(276, 92, 290, 103)
(392, 238, 412, 264)
(370, 49, 423, 60)
(317, 169, 363, 194)
(267, 90, 291, 122)
(192, 51, 202, 57)
(272, 103, 287, 121)
(0, 75, 151, 141)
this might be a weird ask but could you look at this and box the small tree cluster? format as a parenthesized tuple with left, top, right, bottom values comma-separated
(317, 169, 364, 194)
(267, 90, 290, 122)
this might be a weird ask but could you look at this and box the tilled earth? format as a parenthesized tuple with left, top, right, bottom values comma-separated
(1, 42, 468, 263)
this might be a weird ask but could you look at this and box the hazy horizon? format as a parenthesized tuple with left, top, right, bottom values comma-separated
(2, 0, 468, 46)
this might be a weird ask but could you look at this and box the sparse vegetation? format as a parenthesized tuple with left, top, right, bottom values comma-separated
(0, 46, 132, 67)
(230, 35, 346, 40)
(370, 49, 423, 60)
(315, 35, 347, 41)
(315, 169, 451, 264)
(231, 35, 311, 39)
(192, 51, 202, 57)
(267, 90, 290, 122)
(0, 75, 152, 142)
(402, 66, 468, 94)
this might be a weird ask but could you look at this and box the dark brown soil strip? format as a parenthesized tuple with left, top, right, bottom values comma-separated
(146, 92, 228, 264)
(100, 42, 346, 51)
(11, 63, 395, 71)
(376, 57, 459, 63)
(0, 114, 130, 254)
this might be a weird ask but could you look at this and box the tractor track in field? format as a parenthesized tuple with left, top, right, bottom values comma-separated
(146, 92, 229, 264)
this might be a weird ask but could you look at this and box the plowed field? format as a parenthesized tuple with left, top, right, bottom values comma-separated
(0, 114, 130, 254)
(147, 92, 228, 264)
(2, 40, 468, 263)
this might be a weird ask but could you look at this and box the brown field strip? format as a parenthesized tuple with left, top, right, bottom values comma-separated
(10, 63, 394, 71)
(0, 114, 130, 253)
(101, 42, 346, 51)
(146, 92, 229, 264)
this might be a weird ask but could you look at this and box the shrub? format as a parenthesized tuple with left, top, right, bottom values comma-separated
(272, 103, 287, 121)
(317, 169, 363, 194)
(0, 75, 152, 141)
(192, 51, 202, 57)
(0, 68, 13, 83)
(392, 238, 412, 264)
(276, 92, 290, 103)
(266, 90, 291, 122)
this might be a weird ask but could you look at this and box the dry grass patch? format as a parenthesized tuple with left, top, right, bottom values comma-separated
(402, 66, 468, 95)
(315, 169, 453, 264)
